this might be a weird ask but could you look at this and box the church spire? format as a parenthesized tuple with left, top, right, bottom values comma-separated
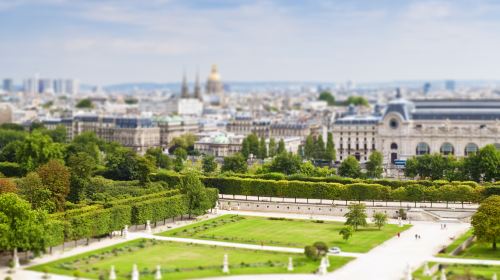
(194, 70, 202, 100)
(181, 72, 189, 98)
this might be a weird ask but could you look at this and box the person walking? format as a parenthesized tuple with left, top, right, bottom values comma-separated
(397, 232, 400, 238)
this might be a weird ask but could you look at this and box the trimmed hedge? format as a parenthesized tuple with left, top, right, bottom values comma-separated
(48, 188, 217, 246)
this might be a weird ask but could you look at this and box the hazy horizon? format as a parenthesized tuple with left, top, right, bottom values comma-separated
(2, 0, 500, 85)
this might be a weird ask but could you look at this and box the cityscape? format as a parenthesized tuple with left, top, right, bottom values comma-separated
(0, 1, 499, 280)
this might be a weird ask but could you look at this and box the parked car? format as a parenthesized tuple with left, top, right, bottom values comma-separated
(328, 247, 341, 254)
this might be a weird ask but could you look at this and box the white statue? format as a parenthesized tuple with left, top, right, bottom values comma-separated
(146, 220, 152, 234)
(287, 257, 294, 272)
(222, 254, 229, 274)
(155, 265, 162, 280)
(123, 225, 129, 239)
(109, 265, 117, 280)
(317, 257, 327, 275)
(132, 263, 140, 280)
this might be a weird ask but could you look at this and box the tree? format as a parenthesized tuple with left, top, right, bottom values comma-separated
(477, 145, 500, 182)
(202, 155, 217, 174)
(268, 152, 302, 175)
(471, 195, 500, 250)
(319, 91, 335, 106)
(304, 135, 315, 159)
(268, 138, 277, 157)
(346, 96, 369, 107)
(455, 185, 475, 208)
(221, 153, 248, 173)
(65, 132, 104, 164)
(338, 156, 361, 178)
(325, 132, 336, 162)
(76, 98, 93, 109)
(406, 184, 425, 207)
(277, 139, 286, 155)
(42, 125, 67, 143)
(132, 156, 155, 183)
(372, 212, 388, 230)
(366, 151, 383, 178)
(258, 137, 267, 159)
(0, 178, 17, 194)
(344, 203, 367, 231)
(36, 160, 70, 212)
(304, 245, 319, 260)
(146, 147, 171, 169)
(17, 172, 55, 212)
(314, 135, 326, 159)
(180, 171, 208, 218)
(173, 147, 188, 172)
(246, 134, 259, 158)
(0, 193, 48, 257)
(15, 131, 64, 171)
(313, 241, 328, 257)
(241, 138, 250, 159)
(339, 226, 354, 242)
(169, 133, 197, 155)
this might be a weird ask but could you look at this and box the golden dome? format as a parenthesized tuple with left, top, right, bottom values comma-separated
(208, 64, 221, 81)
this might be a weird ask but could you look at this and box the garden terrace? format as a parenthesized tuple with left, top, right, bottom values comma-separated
(159, 215, 410, 253)
(29, 239, 353, 279)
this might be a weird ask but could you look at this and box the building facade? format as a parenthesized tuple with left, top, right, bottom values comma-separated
(331, 98, 500, 165)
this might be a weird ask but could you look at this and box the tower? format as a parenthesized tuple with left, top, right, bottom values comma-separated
(194, 71, 202, 100)
(181, 72, 189, 98)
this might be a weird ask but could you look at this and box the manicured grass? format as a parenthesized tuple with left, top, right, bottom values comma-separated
(438, 229, 500, 260)
(29, 239, 353, 280)
(413, 262, 500, 280)
(159, 215, 410, 253)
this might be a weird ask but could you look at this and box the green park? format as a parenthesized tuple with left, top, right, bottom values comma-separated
(160, 214, 410, 252)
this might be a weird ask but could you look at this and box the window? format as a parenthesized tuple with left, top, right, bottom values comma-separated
(390, 143, 398, 150)
(464, 143, 479, 156)
(416, 142, 430, 155)
(389, 118, 399, 129)
(440, 143, 455, 155)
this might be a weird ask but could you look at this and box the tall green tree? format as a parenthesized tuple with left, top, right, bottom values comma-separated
(221, 153, 248, 173)
(477, 145, 500, 182)
(268, 152, 302, 175)
(338, 156, 361, 178)
(366, 151, 383, 178)
(15, 131, 64, 171)
(258, 137, 267, 159)
(277, 139, 286, 155)
(146, 147, 171, 169)
(66, 152, 95, 203)
(314, 135, 326, 159)
(268, 138, 277, 157)
(247, 134, 259, 158)
(471, 195, 500, 250)
(241, 138, 250, 159)
(339, 226, 354, 241)
(0, 193, 48, 257)
(304, 135, 315, 159)
(202, 155, 218, 174)
(173, 147, 188, 172)
(180, 171, 208, 218)
(325, 132, 336, 162)
(344, 203, 368, 231)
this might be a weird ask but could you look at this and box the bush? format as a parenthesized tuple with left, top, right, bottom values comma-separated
(304, 245, 318, 260)
(0, 162, 25, 177)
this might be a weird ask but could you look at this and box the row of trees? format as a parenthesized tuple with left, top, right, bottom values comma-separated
(302, 133, 335, 161)
(405, 145, 500, 182)
(240, 134, 286, 160)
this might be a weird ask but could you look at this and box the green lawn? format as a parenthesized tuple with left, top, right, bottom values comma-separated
(159, 215, 410, 253)
(413, 262, 500, 280)
(437, 229, 499, 260)
(29, 239, 353, 280)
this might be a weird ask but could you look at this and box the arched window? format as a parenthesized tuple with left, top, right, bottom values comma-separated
(464, 143, 479, 156)
(390, 143, 398, 150)
(440, 142, 454, 155)
(416, 142, 430, 155)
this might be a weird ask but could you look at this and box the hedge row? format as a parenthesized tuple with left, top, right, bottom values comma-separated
(152, 172, 497, 204)
(47, 188, 217, 248)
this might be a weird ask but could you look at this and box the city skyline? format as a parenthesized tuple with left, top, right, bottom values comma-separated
(2, 0, 500, 85)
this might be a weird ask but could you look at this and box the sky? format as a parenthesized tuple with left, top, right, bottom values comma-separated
(1, 0, 500, 85)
